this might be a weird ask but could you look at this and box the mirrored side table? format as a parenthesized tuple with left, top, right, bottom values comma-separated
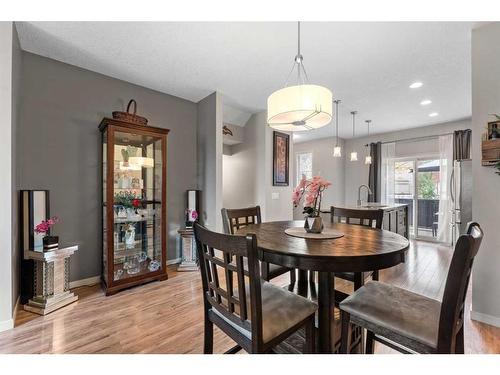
(23, 244, 78, 315)
(177, 229, 198, 271)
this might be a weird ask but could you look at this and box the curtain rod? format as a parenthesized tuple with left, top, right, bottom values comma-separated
(364, 131, 456, 147)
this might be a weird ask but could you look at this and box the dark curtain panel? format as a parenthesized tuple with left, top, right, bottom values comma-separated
(368, 142, 382, 202)
(453, 129, 472, 160)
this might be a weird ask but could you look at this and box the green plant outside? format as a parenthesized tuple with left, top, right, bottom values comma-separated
(417, 172, 438, 199)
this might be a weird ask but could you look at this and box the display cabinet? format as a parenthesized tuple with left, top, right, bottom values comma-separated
(99, 118, 169, 295)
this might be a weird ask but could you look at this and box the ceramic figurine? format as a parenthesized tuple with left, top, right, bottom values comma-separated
(124, 224, 135, 249)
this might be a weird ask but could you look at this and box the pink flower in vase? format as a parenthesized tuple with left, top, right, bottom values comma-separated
(292, 189, 302, 206)
(191, 210, 198, 221)
(291, 175, 332, 215)
(304, 192, 316, 207)
(34, 216, 59, 235)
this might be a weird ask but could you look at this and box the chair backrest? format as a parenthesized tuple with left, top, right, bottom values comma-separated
(193, 222, 264, 347)
(221, 206, 262, 234)
(437, 222, 483, 353)
(331, 206, 384, 229)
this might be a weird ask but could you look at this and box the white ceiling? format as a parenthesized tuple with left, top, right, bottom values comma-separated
(16, 22, 473, 141)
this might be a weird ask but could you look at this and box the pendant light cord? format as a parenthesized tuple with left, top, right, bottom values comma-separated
(297, 22, 301, 58)
(351, 111, 357, 137)
(334, 100, 341, 146)
(284, 21, 309, 87)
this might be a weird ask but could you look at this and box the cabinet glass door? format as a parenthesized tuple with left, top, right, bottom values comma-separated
(112, 131, 163, 281)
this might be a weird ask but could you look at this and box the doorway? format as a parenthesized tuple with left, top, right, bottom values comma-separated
(394, 156, 441, 241)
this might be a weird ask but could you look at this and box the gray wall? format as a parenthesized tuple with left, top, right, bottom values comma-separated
(18, 52, 198, 281)
(196, 92, 223, 231)
(343, 119, 471, 205)
(222, 122, 257, 209)
(471, 22, 500, 327)
(293, 137, 346, 219)
(0, 22, 15, 330)
(221, 112, 294, 222)
(11, 24, 21, 314)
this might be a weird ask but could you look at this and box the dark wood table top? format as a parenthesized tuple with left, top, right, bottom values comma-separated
(236, 220, 409, 272)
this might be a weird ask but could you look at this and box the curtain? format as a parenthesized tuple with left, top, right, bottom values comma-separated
(453, 129, 472, 160)
(437, 134, 454, 244)
(380, 142, 396, 205)
(368, 142, 382, 202)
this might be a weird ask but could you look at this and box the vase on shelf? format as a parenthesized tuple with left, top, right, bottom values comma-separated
(42, 235, 59, 251)
(304, 216, 323, 234)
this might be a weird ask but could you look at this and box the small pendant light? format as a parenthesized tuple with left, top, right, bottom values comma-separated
(350, 111, 358, 161)
(365, 120, 372, 165)
(333, 99, 341, 157)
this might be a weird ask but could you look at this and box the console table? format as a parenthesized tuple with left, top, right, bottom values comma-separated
(177, 229, 198, 271)
(24, 244, 79, 315)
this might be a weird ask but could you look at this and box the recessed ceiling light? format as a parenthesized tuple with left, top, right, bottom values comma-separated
(429, 112, 438, 117)
(409, 82, 423, 89)
(420, 99, 432, 106)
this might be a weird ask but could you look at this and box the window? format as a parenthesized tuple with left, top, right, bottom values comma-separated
(296, 152, 313, 185)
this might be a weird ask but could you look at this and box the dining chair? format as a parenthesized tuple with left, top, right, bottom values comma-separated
(339, 222, 483, 354)
(194, 222, 317, 354)
(330, 206, 384, 289)
(221, 206, 296, 285)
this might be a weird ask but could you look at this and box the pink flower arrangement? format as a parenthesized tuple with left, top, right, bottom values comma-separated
(34, 217, 59, 235)
(186, 209, 198, 222)
(292, 176, 331, 217)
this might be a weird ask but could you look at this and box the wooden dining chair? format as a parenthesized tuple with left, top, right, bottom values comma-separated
(221, 206, 296, 285)
(194, 222, 317, 354)
(340, 222, 483, 354)
(330, 206, 384, 288)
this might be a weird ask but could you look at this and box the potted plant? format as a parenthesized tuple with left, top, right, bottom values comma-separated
(292, 175, 332, 233)
(34, 217, 59, 250)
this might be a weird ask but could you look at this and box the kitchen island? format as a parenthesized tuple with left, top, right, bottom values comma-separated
(322, 203, 409, 239)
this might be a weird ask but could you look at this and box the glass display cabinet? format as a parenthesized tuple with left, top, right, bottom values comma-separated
(99, 118, 169, 295)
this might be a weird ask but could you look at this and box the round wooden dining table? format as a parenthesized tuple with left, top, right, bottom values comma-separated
(236, 220, 410, 353)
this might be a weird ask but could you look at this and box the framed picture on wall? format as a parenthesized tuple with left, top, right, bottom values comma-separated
(273, 131, 290, 186)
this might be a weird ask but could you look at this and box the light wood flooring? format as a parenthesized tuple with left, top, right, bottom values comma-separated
(0, 240, 498, 354)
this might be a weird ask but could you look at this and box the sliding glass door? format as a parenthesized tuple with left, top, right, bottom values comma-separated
(394, 156, 441, 241)
(415, 159, 441, 240)
(394, 160, 415, 237)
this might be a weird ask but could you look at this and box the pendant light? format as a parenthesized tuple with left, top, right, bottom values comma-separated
(365, 120, 372, 165)
(350, 111, 358, 161)
(333, 99, 342, 157)
(267, 22, 333, 131)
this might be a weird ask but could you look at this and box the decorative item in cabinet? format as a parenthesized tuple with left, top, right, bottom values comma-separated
(99, 106, 169, 296)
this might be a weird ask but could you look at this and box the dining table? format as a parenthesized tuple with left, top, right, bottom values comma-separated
(235, 220, 410, 353)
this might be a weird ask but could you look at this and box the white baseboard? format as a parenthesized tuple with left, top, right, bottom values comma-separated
(0, 318, 14, 333)
(68, 258, 182, 290)
(167, 257, 181, 265)
(69, 275, 101, 289)
(471, 310, 500, 328)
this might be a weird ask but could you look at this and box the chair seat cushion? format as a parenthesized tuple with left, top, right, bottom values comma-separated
(212, 281, 317, 344)
(339, 281, 441, 350)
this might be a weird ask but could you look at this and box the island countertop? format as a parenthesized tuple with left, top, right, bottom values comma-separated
(320, 203, 409, 239)
(320, 203, 408, 213)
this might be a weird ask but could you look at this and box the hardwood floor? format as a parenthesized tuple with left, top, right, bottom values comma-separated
(1, 240, 498, 354)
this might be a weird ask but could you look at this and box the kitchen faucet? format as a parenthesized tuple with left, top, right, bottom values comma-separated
(357, 184, 373, 206)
